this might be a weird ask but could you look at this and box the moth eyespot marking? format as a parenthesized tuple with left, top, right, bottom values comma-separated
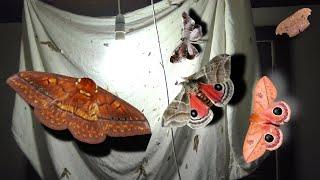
(273, 107, 282, 115)
(190, 109, 198, 118)
(214, 84, 222, 91)
(264, 134, 274, 143)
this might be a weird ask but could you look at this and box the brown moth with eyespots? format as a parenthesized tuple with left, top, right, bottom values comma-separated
(163, 54, 234, 129)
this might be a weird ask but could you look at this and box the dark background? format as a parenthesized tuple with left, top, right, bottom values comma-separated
(1, 0, 320, 179)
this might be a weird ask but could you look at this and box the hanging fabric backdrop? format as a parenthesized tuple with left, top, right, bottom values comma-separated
(11, 0, 260, 179)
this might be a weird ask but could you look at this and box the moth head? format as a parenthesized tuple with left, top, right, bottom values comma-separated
(75, 78, 98, 96)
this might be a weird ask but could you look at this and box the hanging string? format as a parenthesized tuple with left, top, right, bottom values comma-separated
(117, 0, 121, 14)
(271, 41, 279, 180)
(224, 106, 231, 179)
(150, 1, 182, 180)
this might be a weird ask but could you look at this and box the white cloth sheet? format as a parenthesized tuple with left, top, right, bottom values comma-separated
(11, 0, 260, 179)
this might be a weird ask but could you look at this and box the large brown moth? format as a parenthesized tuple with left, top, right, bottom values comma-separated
(7, 71, 151, 144)
(163, 54, 234, 129)
(170, 12, 203, 63)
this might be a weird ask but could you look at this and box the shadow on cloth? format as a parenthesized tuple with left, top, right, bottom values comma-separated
(229, 53, 247, 105)
(188, 8, 208, 55)
(189, 9, 208, 36)
(43, 126, 151, 157)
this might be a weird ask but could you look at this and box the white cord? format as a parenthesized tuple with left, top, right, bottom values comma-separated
(117, 0, 121, 14)
(150, 1, 182, 180)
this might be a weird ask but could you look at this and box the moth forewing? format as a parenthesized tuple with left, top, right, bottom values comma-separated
(162, 100, 190, 127)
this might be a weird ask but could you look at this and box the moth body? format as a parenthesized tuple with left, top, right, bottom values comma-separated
(182, 81, 214, 108)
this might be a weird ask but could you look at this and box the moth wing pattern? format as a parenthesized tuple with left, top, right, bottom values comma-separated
(189, 24, 202, 42)
(204, 54, 232, 83)
(188, 54, 234, 106)
(170, 41, 188, 63)
(243, 122, 283, 163)
(276, 8, 312, 37)
(96, 87, 151, 137)
(252, 76, 278, 114)
(187, 42, 199, 58)
(7, 71, 151, 144)
(253, 76, 291, 124)
(182, 11, 202, 41)
(162, 87, 214, 129)
(182, 11, 195, 39)
(162, 89, 190, 127)
(186, 54, 231, 83)
(170, 41, 199, 63)
(34, 105, 108, 144)
(187, 93, 214, 129)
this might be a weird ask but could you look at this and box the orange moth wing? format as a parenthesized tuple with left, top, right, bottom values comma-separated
(243, 76, 291, 163)
(276, 8, 312, 37)
(7, 71, 151, 144)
